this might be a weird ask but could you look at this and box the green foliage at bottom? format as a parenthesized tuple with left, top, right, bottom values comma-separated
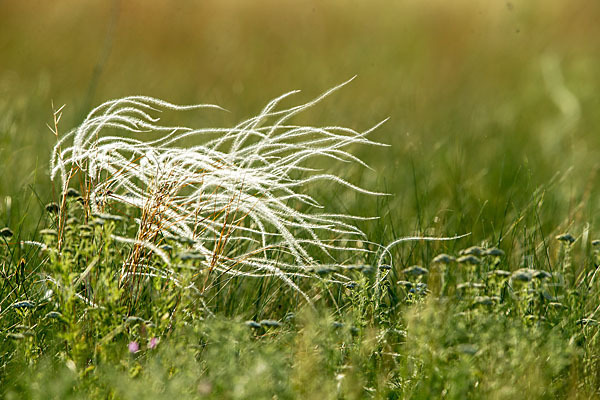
(1, 209, 599, 399)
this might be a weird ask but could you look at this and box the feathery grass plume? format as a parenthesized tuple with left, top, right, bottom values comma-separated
(50, 78, 393, 301)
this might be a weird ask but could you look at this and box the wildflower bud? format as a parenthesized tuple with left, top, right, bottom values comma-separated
(432, 253, 455, 264)
(245, 320, 261, 329)
(39, 229, 58, 237)
(64, 188, 81, 198)
(315, 266, 336, 275)
(345, 282, 358, 289)
(10, 300, 36, 310)
(511, 268, 533, 282)
(402, 265, 428, 277)
(457, 255, 481, 265)
(459, 246, 486, 257)
(541, 291, 559, 302)
(485, 248, 505, 257)
(487, 270, 511, 278)
(44, 311, 63, 319)
(397, 280, 413, 289)
(532, 270, 551, 280)
(556, 233, 576, 244)
(66, 217, 78, 225)
(0, 227, 13, 238)
(45, 202, 59, 214)
(90, 219, 105, 227)
(284, 313, 295, 321)
(259, 319, 281, 328)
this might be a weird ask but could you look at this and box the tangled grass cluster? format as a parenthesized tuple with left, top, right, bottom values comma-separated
(49, 78, 398, 301)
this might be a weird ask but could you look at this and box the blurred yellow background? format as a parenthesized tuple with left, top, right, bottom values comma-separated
(3, 1, 598, 115)
(1, 0, 599, 236)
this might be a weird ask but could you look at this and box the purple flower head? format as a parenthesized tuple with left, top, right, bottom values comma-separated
(148, 337, 159, 349)
(128, 341, 140, 353)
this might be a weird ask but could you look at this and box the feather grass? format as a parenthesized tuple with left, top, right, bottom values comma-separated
(50, 78, 456, 302)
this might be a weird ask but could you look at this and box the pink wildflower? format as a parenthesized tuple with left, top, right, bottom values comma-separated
(148, 337, 159, 349)
(128, 341, 140, 353)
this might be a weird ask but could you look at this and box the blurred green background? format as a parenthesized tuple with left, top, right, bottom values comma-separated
(1, 0, 599, 252)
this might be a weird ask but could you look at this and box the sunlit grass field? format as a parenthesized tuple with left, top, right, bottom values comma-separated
(2, 1, 600, 398)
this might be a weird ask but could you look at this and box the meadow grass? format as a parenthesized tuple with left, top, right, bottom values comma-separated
(2, 1, 600, 398)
